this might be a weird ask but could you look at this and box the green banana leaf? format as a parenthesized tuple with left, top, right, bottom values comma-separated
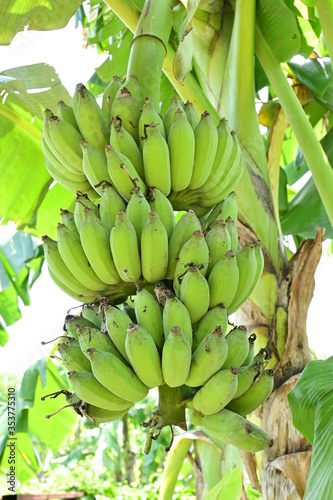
(0, 231, 44, 346)
(0, 0, 83, 45)
(288, 357, 333, 499)
(0, 358, 78, 485)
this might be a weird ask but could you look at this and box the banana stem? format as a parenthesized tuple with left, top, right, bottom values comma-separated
(152, 384, 188, 430)
(103, 0, 219, 120)
(316, 0, 333, 69)
(255, 25, 333, 227)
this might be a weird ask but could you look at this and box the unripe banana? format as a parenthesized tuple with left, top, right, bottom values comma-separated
(82, 303, 104, 329)
(47, 268, 97, 303)
(122, 74, 142, 108)
(68, 370, 132, 411)
(73, 83, 110, 154)
(57, 342, 92, 372)
(134, 286, 164, 349)
(188, 111, 218, 189)
(236, 420, 274, 452)
(105, 145, 147, 201)
(141, 211, 168, 283)
(227, 369, 274, 416)
(57, 223, 108, 291)
(57, 101, 79, 131)
(174, 231, 209, 296)
(167, 209, 201, 279)
(245, 240, 264, 300)
(139, 97, 166, 141)
(102, 76, 122, 124)
(64, 314, 96, 340)
(99, 182, 126, 234)
(110, 117, 144, 179)
(205, 220, 232, 276)
(202, 408, 253, 445)
(60, 209, 78, 234)
(110, 210, 141, 282)
(232, 361, 261, 399)
(168, 108, 195, 192)
(142, 123, 171, 196)
(185, 326, 228, 387)
(192, 304, 228, 352)
(162, 95, 182, 139)
(163, 292, 192, 347)
(187, 407, 203, 427)
(80, 207, 121, 285)
(162, 326, 191, 387)
(225, 217, 239, 253)
(192, 366, 238, 415)
(199, 118, 234, 193)
(208, 250, 239, 309)
(48, 115, 84, 172)
(184, 101, 199, 129)
(253, 348, 269, 369)
(222, 326, 250, 369)
(206, 192, 238, 226)
(111, 87, 140, 143)
(86, 348, 149, 402)
(126, 186, 150, 245)
(80, 140, 112, 196)
(80, 402, 130, 424)
(149, 187, 175, 241)
(77, 325, 128, 364)
(180, 265, 210, 324)
(74, 192, 99, 233)
(103, 305, 132, 362)
(228, 243, 258, 314)
(42, 235, 97, 296)
(44, 158, 95, 196)
(241, 333, 257, 367)
(125, 323, 163, 388)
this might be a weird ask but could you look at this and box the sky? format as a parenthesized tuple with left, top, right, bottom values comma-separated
(0, 14, 333, 377)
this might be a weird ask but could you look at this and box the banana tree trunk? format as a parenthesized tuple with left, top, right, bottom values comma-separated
(236, 227, 323, 497)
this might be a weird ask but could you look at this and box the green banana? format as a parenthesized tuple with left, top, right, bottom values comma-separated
(228, 243, 258, 314)
(162, 326, 191, 387)
(73, 83, 109, 154)
(192, 304, 228, 352)
(86, 348, 149, 403)
(185, 326, 228, 387)
(57, 223, 108, 291)
(222, 326, 250, 369)
(68, 370, 132, 411)
(60, 209, 79, 234)
(149, 187, 175, 241)
(168, 108, 195, 192)
(180, 265, 210, 324)
(57, 101, 79, 131)
(80, 402, 130, 424)
(105, 144, 147, 201)
(80, 207, 121, 285)
(125, 323, 163, 388)
(42, 235, 97, 296)
(64, 314, 96, 340)
(122, 74, 142, 108)
(187, 407, 203, 427)
(142, 123, 171, 196)
(73, 192, 99, 233)
(81, 302, 104, 329)
(163, 292, 192, 347)
(208, 250, 239, 309)
(206, 192, 238, 226)
(110, 116, 144, 179)
(48, 115, 84, 172)
(141, 211, 168, 283)
(77, 325, 128, 364)
(199, 118, 234, 193)
(202, 408, 253, 445)
(103, 305, 133, 362)
(236, 420, 274, 452)
(245, 240, 265, 300)
(225, 217, 238, 253)
(102, 76, 122, 124)
(232, 361, 261, 399)
(241, 333, 257, 367)
(184, 101, 200, 129)
(45, 159, 94, 196)
(227, 369, 274, 416)
(174, 230, 209, 296)
(139, 96, 166, 140)
(162, 95, 182, 139)
(80, 140, 112, 196)
(205, 220, 232, 276)
(99, 182, 126, 234)
(47, 268, 97, 303)
(166, 209, 201, 279)
(192, 366, 239, 415)
(188, 111, 218, 189)
(134, 286, 164, 349)
(126, 186, 150, 245)
(57, 342, 92, 372)
(110, 210, 141, 282)
(110, 87, 140, 143)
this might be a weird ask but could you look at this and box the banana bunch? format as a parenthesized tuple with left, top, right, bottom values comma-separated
(42, 77, 243, 216)
(44, 286, 273, 452)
